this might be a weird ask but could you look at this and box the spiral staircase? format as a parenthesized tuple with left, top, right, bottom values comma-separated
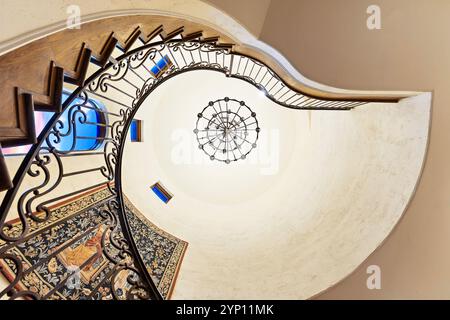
(0, 13, 424, 300)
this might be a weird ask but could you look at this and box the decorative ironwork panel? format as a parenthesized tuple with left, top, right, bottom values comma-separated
(0, 36, 369, 300)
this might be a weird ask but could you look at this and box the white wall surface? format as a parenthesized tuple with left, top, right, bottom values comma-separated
(121, 70, 430, 299)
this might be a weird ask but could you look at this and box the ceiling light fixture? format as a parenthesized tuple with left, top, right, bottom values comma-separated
(194, 97, 260, 164)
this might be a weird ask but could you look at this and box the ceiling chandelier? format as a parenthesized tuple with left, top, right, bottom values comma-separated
(194, 97, 260, 164)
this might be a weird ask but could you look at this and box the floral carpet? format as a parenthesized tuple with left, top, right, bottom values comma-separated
(0, 185, 187, 300)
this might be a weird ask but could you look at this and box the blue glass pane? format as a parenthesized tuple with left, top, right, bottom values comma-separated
(130, 120, 138, 142)
(150, 55, 172, 77)
(151, 185, 170, 203)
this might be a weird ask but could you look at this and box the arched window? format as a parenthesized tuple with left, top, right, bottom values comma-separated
(130, 119, 143, 142)
(3, 91, 108, 155)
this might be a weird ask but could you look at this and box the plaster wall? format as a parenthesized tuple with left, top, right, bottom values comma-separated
(258, 0, 450, 299)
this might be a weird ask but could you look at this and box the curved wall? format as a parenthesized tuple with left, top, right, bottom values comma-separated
(121, 70, 430, 299)
(256, 0, 448, 299)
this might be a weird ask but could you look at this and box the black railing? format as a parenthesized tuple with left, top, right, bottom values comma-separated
(0, 36, 371, 300)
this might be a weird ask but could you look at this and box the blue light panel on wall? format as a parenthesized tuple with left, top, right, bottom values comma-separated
(151, 182, 173, 204)
(149, 55, 173, 78)
(3, 92, 107, 155)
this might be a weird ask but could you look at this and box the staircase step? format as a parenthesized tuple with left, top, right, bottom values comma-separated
(32, 62, 64, 113)
(162, 26, 185, 42)
(1, 92, 37, 148)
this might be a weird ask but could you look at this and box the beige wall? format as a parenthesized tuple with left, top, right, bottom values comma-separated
(257, 0, 450, 299)
(204, 0, 272, 37)
(0, 0, 446, 299)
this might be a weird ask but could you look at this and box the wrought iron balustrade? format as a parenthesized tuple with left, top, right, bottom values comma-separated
(0, 36, 370, 300)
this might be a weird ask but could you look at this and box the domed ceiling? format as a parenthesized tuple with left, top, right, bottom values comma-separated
(122, 70, 429, 299)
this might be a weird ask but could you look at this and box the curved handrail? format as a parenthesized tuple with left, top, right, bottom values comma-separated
(85, 39, 371, 110)
(0, 36, 405, 300)
(0, 8, 419, 103)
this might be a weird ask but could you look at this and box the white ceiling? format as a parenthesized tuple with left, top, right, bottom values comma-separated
(121, 70, 429, 299)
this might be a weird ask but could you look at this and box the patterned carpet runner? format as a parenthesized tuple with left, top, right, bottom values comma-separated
(0, 185, 187, 300)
